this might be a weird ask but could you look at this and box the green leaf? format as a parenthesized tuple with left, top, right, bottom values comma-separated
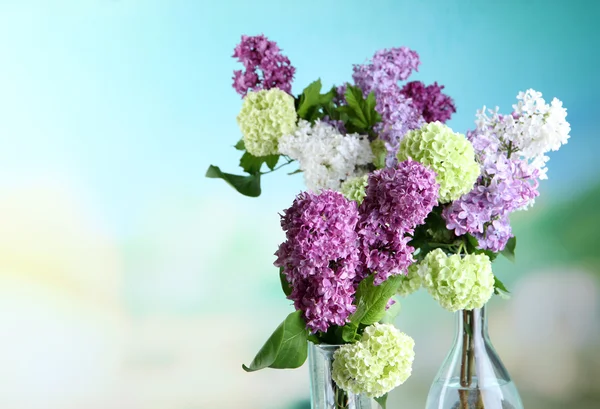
(364, 91, 379, 125)
(279, 267, 292, 297)
(493, 276, 511, 300)
(234, 139, 245, 150)
(352, 275, 403, 326)
(342, 323, 359, 343)
(206, 165, 261, 197)
(287, 169, 303, 175)
(321, 324, 350, 345)
(296, 79, 323, 121)
(344, 86, 369, 128)
(465, 234, 499, 262)
(239, 152, 280, 174)
(481, 249, 499, 262)
(501, 236, 517, 262)
(374, 393, 388, 409)
(242, 310, 308, 372)
(379, 295, 402, 324)
(295, 80, 337, 123)
(239, 152, 262, 174)
(342, 85, 381, 133)
(343, 275, 403, 341)
(319, 87, 336, 105)
(466, 233, 479, 251)
(265, 155, 279, 170)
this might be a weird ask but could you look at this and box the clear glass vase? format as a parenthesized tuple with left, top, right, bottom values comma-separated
(308, 343, 374, 409)
(425, 306, 524, 409)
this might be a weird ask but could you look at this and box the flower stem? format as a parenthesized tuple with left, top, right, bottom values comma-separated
(476, 390, 485, 409)
(333, 382, 349, 409)
(459, 310, 470, 409)
(459, 310, 486, 408)
(260, 157, 294, 174)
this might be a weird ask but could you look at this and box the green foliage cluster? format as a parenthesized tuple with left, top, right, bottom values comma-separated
(206, 80, 381, 197)
(243, 271, 402, 408)
(243, 273, 402, 365)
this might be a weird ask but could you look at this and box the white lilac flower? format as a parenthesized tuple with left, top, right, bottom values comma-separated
(474, 89, 570, 179)
(278, 120, 373, 192)
(512, 90, 570, 158)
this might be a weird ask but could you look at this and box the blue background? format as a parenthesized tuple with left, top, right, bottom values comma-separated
(0, 1, 598, 408)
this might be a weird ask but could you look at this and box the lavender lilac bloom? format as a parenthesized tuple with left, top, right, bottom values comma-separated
(352, 47, 420, 93)
(232, 34, 295, 97)
(274, 191, 360, 333)
(443, 129, 541, 251)
(373, 90, 424, 167)
(443, 90, 569, 252)
(358, 161, 439, 284)
(351, 48, 424, 166)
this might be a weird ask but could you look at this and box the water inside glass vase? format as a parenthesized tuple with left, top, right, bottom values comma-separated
(425, 306, 524, 409)
(308, 343, 374, 409)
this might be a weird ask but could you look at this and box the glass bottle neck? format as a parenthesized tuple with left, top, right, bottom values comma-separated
(455, 306, 489, 341)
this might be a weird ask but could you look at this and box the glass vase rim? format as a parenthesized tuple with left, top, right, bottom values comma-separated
(456, 305, 488, 312)
(310, 342, 344, 350)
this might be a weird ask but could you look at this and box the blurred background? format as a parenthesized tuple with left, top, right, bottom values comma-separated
(0, 0, 599, 408)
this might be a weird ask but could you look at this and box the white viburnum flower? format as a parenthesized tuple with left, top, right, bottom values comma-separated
(236, 88, 297, 157)
(332, 323, 415, 398)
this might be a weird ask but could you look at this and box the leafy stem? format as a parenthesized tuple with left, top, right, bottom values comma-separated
(507, 140, 514, 158)
(261, 157, 294, 175)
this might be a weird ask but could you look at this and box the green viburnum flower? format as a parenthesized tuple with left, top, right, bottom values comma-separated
(370, 138, 387, 169)
(340, 175, 369, 204)
(236, 88, 297, 157)
(419, 248, 494, 311)
(396, 122, 480, 203)
(397, 264, 423, 297)
(332, 323, 415, 398)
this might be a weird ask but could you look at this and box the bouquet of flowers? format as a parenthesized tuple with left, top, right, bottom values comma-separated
(207, 34, 570, 408)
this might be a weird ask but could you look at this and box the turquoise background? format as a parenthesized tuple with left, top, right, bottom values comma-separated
(0, 1, 598, 408)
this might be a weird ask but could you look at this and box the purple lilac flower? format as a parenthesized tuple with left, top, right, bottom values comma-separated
(352, 47, 420, 94)
(350, 48, 423, 164)
(356, 226, 414, 285)
(373, 87, 424, 166)
(443, 185, 493, 236)
(473, 215, 513, 252)
(232, 34, 295, 97)
(274, 190, 360, 333)
(400, 81, 456, 123)
(335, 83, 348, 105)
(443, 132, 539, 251)
(357, 161, 439, 284)
(321, 115, 347, 134)
(361, 160, 439, 232)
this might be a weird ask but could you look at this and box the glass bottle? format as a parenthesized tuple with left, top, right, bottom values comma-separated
(308, 343, 374, 409)
(425, 306, 524, 409)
